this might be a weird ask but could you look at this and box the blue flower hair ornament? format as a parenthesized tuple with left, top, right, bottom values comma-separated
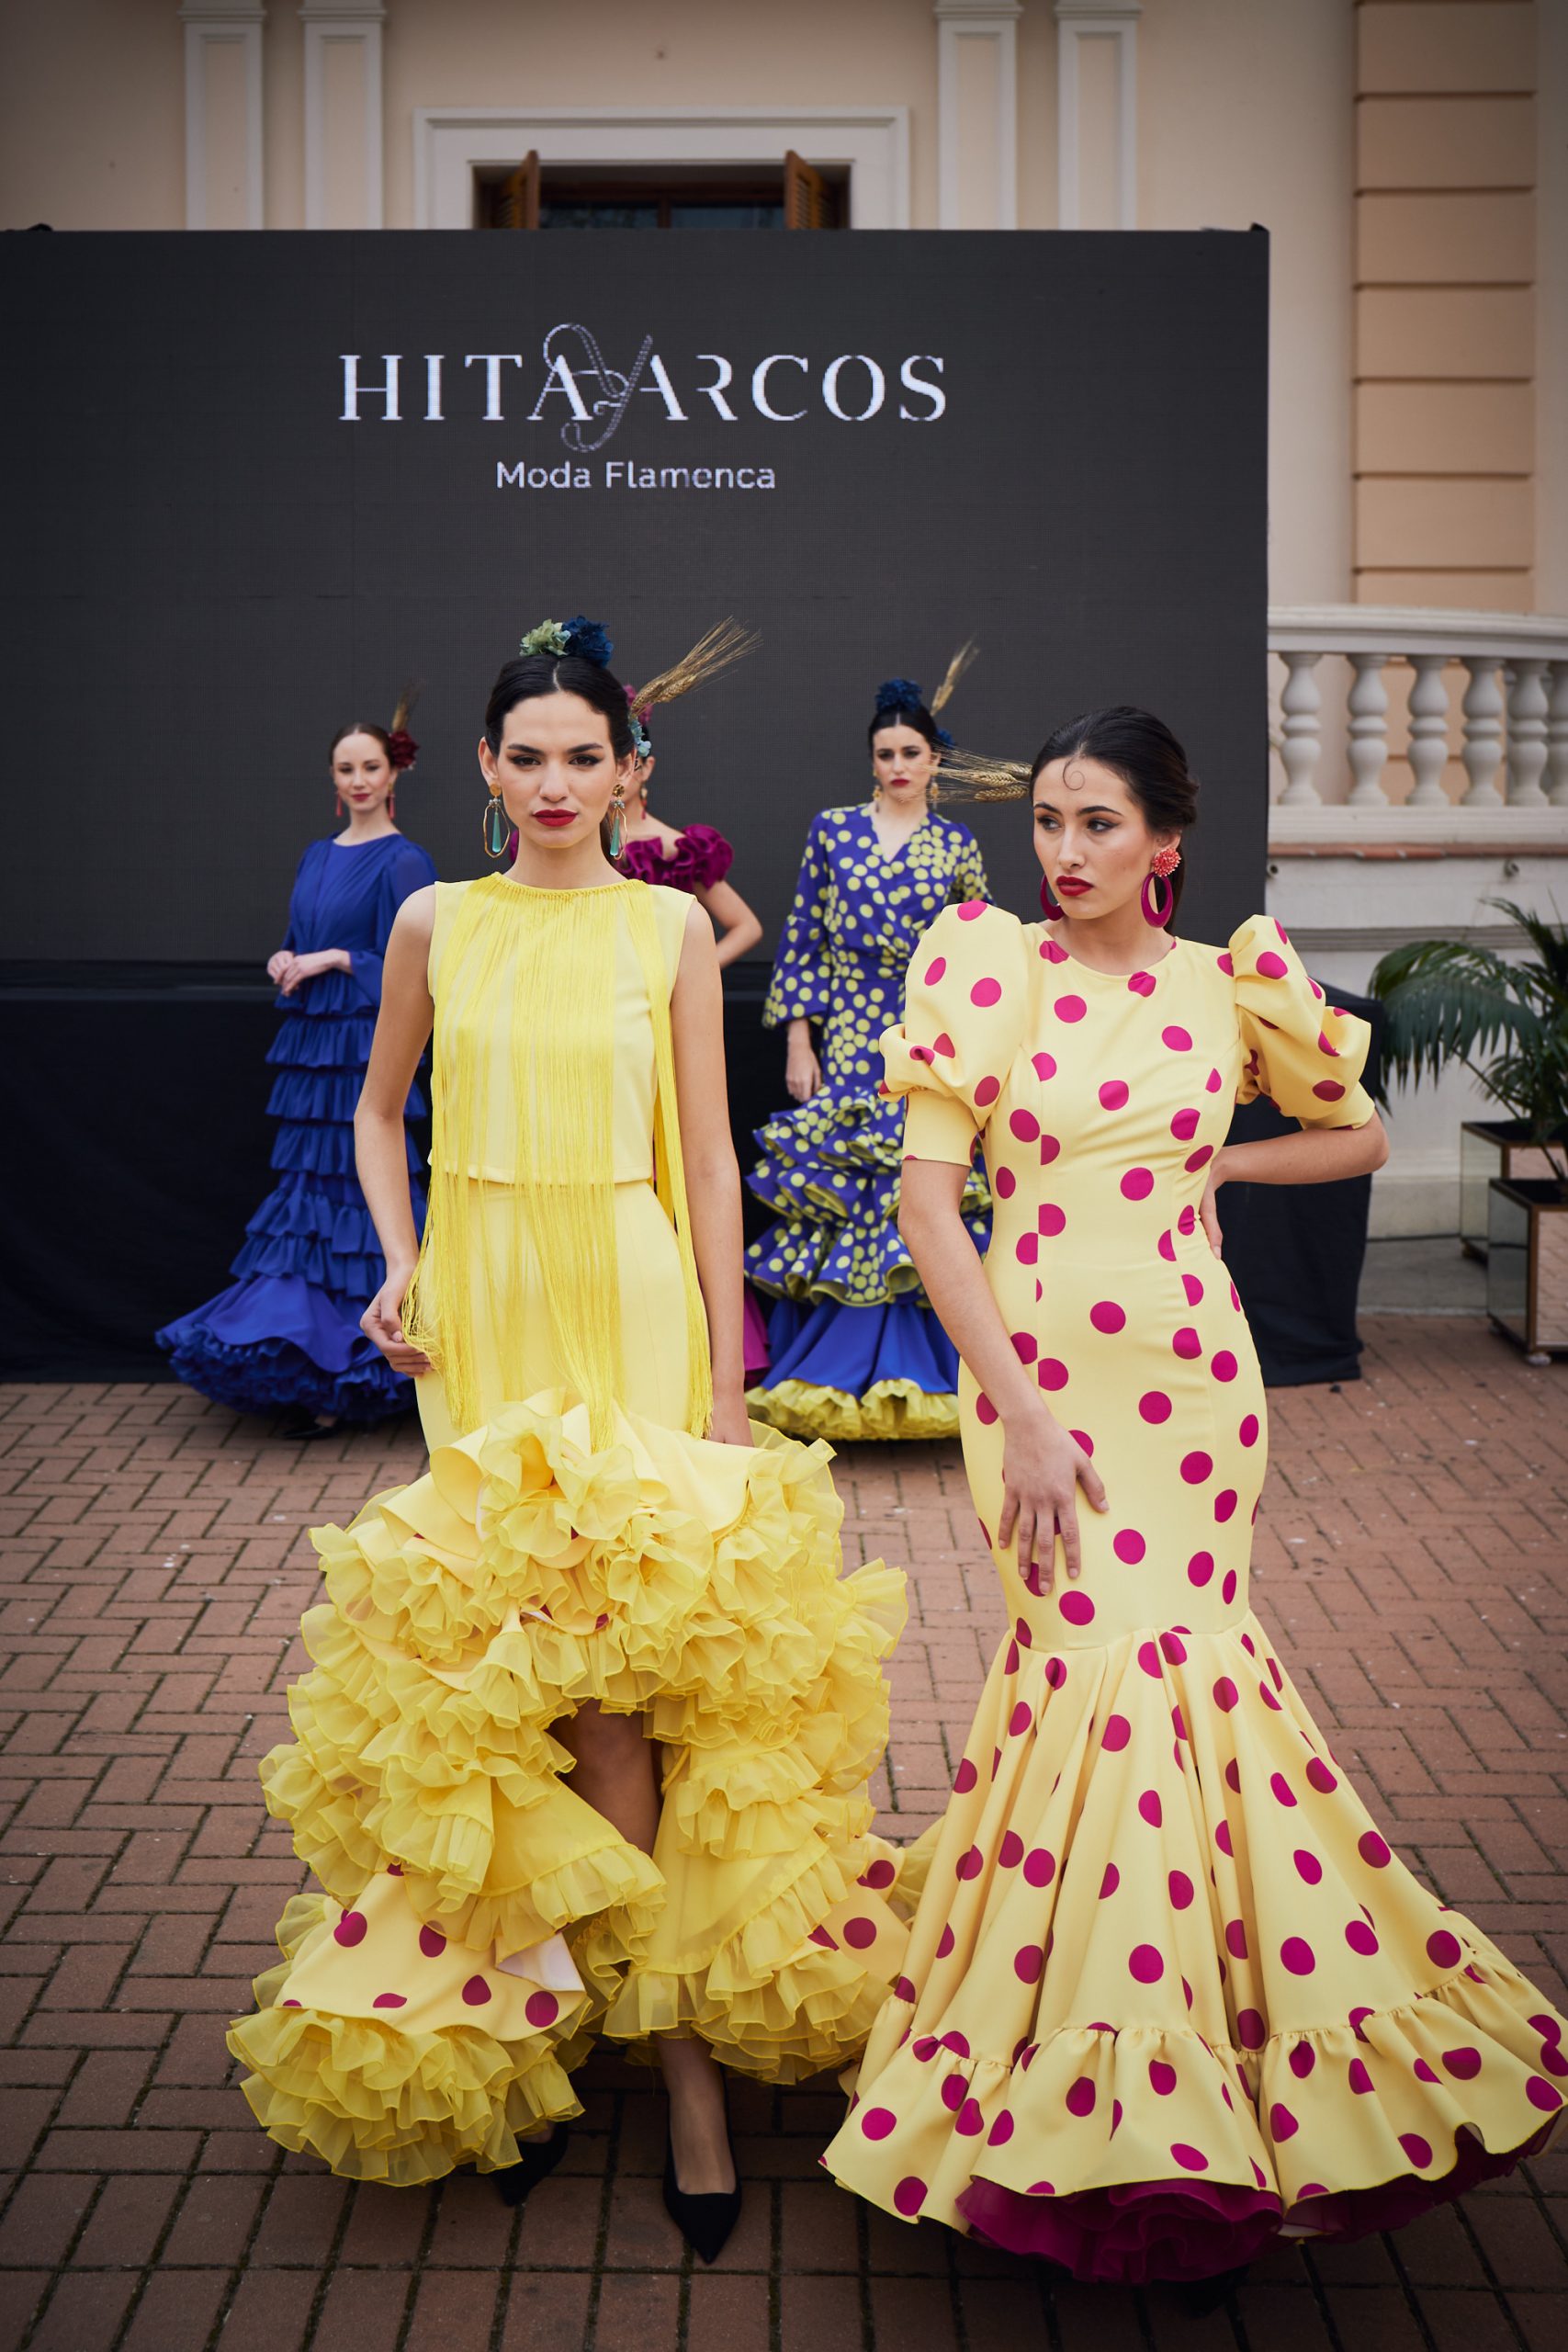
(518, 614, 615, 666)
(874, 676, 924, 716)
(873, 641, 977, 747)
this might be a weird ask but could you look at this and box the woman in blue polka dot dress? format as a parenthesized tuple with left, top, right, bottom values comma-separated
(746, 664, 991, 1441)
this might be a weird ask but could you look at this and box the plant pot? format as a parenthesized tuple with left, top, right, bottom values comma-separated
(1486, 1178, 1568, 1357)
(1461, 1120, 1568, 1261)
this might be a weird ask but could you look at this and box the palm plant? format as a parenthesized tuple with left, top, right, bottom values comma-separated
(1369, 899, 1568, 1190)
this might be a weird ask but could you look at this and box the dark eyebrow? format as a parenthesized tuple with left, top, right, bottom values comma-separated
(508, 741, 604, 754)
(1033, 799, 1122, 817)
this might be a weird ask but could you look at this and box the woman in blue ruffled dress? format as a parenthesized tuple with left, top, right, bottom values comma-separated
(158, 707, 435, 1434)
(745, 662, 991, 1441)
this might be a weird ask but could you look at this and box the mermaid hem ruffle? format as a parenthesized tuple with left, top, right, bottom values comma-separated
(824, 1611, 1568, 2280)
(231, 1393, 912, 2176)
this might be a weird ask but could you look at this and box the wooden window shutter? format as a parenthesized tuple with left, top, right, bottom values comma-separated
(784, 150, 831, 230)
(495, 153, 541, 230)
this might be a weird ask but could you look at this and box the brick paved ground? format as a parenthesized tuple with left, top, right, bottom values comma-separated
(1, 1315, 1565, 2352)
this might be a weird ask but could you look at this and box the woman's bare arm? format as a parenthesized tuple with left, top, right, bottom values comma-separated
(1200, 1112, 1389, 1254)
(355, 888, 436, 1372)
(670, 900, 750, 1442)
(696, 876, 763, 968)
(899, 1156, 1106, 1587)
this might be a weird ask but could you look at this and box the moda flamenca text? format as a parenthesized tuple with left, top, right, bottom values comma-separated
(496, 459, 779, 492)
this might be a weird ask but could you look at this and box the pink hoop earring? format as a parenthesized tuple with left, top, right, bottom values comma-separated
(1040, 876, 1065, 922)
(1140, 844, 1181, 928)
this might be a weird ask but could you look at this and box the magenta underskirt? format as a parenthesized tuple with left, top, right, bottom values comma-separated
(954, 2118, 1560, 2284)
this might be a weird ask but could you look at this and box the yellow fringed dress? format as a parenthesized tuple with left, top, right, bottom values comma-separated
(229, 875, 910, 2184)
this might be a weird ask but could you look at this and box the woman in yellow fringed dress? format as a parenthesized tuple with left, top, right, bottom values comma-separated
(229, 617, 910, 2263)
(826, 707, 1566, 2291)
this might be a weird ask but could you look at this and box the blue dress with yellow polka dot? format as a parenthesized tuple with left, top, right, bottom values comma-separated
(745, 802, 991, 1441)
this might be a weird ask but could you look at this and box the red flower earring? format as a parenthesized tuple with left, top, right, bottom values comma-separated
(1141, 843, 1181, 929)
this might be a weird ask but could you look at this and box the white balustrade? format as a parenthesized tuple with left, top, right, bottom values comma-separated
(1346, 651, 1391, 806)
(1461, 658, 1505, 807)
(1267, 606, 1568, 839)
(1277, 650, 1324, 805)
(1404, 653, 1450, 807)
(1549, 663, 1568, 808)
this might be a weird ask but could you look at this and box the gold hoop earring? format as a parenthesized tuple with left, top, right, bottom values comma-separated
(482, 787, 510, 860)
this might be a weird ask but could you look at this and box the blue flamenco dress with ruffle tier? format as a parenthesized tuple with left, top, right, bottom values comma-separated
(745, 804, 991, 1442)
(157, 832, 436, 1420)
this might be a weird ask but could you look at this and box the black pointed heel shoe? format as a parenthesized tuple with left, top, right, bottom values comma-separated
(662, 2127, 742, 2265)
(494, 2122, 570, 2209)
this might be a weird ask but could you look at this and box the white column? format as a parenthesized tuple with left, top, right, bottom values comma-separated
(1461, 659, 1506, 807)
(1547, 662, 1568, 808)
(180, 2, 266, 231)
(1404, 653, 1451, 807)
(935, 1, 1021, 231)
(1055, 0, 1141, 231)
(1346, 652, 1391, 807)
(1277, 652, 1324, 806)
(300, 0, 386, 230)
(1505, 658, 1550, 805)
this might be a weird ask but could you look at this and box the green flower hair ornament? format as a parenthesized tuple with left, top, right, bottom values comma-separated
(519, 618, 573, 659)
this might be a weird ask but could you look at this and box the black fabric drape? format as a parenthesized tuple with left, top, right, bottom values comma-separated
(1, 967, 1379, 1389)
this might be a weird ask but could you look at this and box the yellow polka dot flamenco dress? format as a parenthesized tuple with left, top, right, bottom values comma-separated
(824, 900, 1566, 2281)
(228, 876, 911, 2183)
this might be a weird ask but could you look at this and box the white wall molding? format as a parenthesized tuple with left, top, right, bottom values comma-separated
(935, 1, 1021, 231)
(179, 1, 266, 231)
(300, 0, 386, 229)
(1055, 0, 1140, 232)
(411, 107, 911, 232)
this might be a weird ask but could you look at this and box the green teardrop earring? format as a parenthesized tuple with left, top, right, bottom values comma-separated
(483, 788, 511, 860)
(606, 789, 626, 861)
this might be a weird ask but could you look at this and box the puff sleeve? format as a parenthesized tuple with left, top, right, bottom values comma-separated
(1230, 913, 1376, 1129)
(881, 900, 1029, 1166)
(763, 815, 832, 1029)
(344, 841, 439, 1010)
(950, 823, 991, 909)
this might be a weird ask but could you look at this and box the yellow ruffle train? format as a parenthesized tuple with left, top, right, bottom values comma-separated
(229, 1393, 909, 2183)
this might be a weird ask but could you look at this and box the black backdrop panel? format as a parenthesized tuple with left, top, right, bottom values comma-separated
(2, 231, 1268, 957)
(0, 228, 1269, 1382)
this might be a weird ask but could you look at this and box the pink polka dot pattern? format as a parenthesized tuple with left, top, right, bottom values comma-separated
(856, 904, 1568, 2246)
(974, 1074, 1000, 1108)
(333, 1912, 367, 1948)
(971, 977, 1002, 1008)
(460, 1974, 491, 2007)
(862, 2107, 897, 2140)
(923, 956, 946, 985)
(525, 1991, 559, 2029)
(418, 1925, 446, 1959)
(893, 2177, 926, 2216)
(373, 1992, 407, 2008)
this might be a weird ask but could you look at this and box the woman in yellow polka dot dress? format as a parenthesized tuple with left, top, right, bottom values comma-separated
(746, 662, 990, 1441)
(826, 707, 1566, 2284)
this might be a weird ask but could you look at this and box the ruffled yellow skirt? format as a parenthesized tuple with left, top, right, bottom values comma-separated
(229, 1393, 909, 2183)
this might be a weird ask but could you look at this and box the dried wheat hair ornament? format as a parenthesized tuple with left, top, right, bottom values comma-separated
(385, 680, 421, 775)
(873, 639, 978, 751)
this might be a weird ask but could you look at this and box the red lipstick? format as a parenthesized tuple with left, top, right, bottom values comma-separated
(1056, 876, 1093, 898)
